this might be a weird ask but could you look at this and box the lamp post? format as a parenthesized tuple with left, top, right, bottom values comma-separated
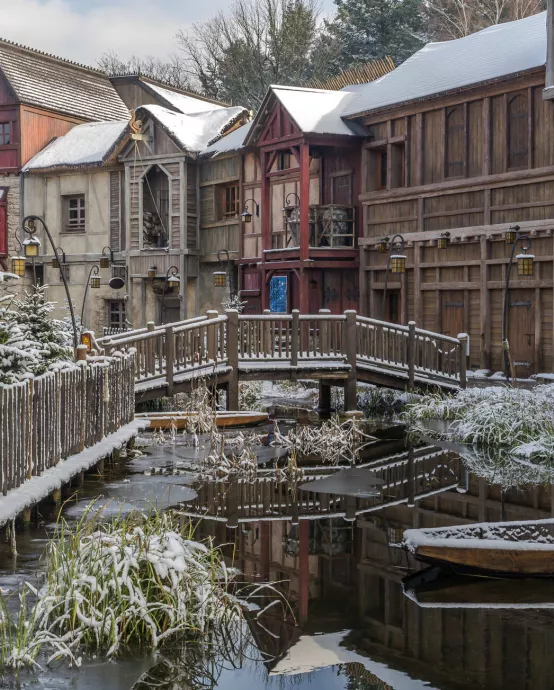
(241, 198, 260, 224)
(282, 192, 300, 247)
(100, 246, 114, 269)
(80, 265, 100, 328)
(161, 265, 179, 322)
(18, 216, 78, 349)
(382, 234, 406, 320)
(502, 228, 533, 380)
(51, 247, 66, 269)
(213, 249, 236, 296)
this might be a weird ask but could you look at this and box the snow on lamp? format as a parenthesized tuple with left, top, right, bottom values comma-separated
(23, 235, 41, 258)
(213, 271, 227, 288)
(517, 251, 534, 276)
(390, 254, 406, 274)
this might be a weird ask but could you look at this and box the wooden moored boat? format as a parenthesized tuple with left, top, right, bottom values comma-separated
(137, 411, 269, 430)
(403, 519, 554, 575)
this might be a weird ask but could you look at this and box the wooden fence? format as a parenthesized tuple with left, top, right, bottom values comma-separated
(0, 352, 135, 496)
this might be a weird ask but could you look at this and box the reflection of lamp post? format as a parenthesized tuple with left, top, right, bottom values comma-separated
(18, 216, 78, 349)
(213, 249, 236, 296)
(502, 229, 533, 380)
(80, 265, 100, 328)
(241, 198, 259, 223)
(161, 265, 179, 321)
(382, 233, 406, 320)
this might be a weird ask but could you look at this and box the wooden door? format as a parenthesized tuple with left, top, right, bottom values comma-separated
(441, 291, 465, 338)
(507, 289, 535, 377)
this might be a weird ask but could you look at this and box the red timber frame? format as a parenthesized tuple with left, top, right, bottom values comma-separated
(254, 101, 361, 313)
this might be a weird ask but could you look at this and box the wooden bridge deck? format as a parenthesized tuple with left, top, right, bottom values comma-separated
(98, 310, 467, 406)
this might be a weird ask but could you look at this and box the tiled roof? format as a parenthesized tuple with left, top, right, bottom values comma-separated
(342, 11, 546, 118)
(0, 38, 130, 122)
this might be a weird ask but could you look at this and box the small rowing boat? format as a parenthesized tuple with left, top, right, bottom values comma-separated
(403, 518, 554, 576)
(136, 411, 269, 430)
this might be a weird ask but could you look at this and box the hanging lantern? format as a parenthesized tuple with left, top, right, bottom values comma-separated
(11, 256, 26, 277)
(505, 228, 518, 244)
(437, 232, 450, 250)
(51, 257, 60, 268)
(390, 254, 407, 274)
(147, 266, 157, 279)
(81, 331, 93, 352)
(167, 274, 180, 289)
(23, 236, 41, 258)
(90, 276, 101, 289)
(213, 271, 227, 288)
(100, 256, 111, 269)
(377, 238, 389, 253)
(516, 252, 534, 276)
(241, 208, 252, 224)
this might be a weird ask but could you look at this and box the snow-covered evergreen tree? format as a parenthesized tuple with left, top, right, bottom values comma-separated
(6, 285, 73, 375)
(0, 298, 38, 383)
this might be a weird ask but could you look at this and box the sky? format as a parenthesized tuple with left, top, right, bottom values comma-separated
(0, 0, 336, 68)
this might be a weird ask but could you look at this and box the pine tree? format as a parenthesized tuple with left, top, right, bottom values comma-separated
(6, 286, 73, 376)
(0, 302, 38, 384)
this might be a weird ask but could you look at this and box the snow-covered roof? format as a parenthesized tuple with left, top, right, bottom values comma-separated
(246, 85, 363, 145)
(201, 121, 253, 157)
(137, 104, 248, 155)
(23, 120, 128, 171)
(143, 81, 225, 115)
(343, 11, 547, 118)
(0, 38, 129, 122)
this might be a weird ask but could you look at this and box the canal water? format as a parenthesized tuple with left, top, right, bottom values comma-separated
(1, 406, 554, 689)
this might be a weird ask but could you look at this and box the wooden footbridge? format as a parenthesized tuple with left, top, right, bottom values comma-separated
(97, 310, 467, 407)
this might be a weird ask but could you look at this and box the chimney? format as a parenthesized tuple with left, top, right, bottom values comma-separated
(544, 0, 554, 99)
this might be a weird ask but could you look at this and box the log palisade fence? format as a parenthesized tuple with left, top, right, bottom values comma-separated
(0, 352, 135, 496)
(98, 310, 467, 405)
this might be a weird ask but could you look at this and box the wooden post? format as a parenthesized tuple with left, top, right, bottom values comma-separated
(147, 321, 155, 375)
(76, 345, 87, 361)
(319, 308, 330, 356)
(408, 321, 416, 390)
(299, 519, 309, 623)
(459, 333, 468, 389)
(291, 309, 299, 367)
(299, 143, 310, 263)
(343, 310, 357, 412)
(207, 310, 218, 362)
(165, 325, 174, 396)
(227, 309, 239, 411)
(263, 309, 271, 356)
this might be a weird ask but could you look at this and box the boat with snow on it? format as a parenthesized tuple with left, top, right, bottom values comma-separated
(136, 411, 269, 430)
(403, 519, 554, 576)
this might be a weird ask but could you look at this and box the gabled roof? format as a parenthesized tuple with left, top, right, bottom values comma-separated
(140, 80, 226, 114)
(136, 104, 248, 155)
(22, 120, 129, 172)
(343, 11, 546, 119)
(0, 38, 129, 122)
(244, 85, 365, 146)
(200, 121, 253, 157)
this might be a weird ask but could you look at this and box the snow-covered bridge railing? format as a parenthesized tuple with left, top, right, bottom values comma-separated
(0, 352, 135, 497)
(97, 310, 467, 405)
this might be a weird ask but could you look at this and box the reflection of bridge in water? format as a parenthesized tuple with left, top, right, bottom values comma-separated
(181, 447, 462, 527)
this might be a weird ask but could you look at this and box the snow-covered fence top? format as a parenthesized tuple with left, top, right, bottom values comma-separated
(0, 352, 135, 497)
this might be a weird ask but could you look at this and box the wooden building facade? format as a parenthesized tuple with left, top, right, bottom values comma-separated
(346, 11, 554, 375)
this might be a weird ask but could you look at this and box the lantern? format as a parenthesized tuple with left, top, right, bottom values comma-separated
(505, 228, 518, 244)
(390, 254, 406, 274)
(377, 238, 389, 253)
(214, 271, 227, 288)
(516, 252, 534, 276)
(52, 257, 60, 268)
(437, 232, 450, 249)
(81, 331, 93, 352)
(11, 256, 25, 277)
(147, 266, 157, 279)
(100, 256, 110, 269)
(241, 209, 252, 223)
(167, 274, 180, 289)
(23, 235, 41, 258)
(90, 276, 101, 289)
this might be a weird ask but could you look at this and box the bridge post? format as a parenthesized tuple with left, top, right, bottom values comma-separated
(343, 310, 357, 411)
(291, 310, 299, 367)
(207, 310, 218, 362)
(226, 309, 239, 411)
(408, 321, 416, 390)
(263, 309, 271, 357)
(165, 325, 174, 396)
(319, 308, 330, 355)
(147, 321, 155, 375)
(458, 334, 468, 389)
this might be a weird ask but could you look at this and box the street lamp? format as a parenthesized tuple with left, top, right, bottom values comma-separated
(382, 234, 406, 320)
(80, 265, 100, 328)
(51, 247, 66, 269)
(100, 246, 114, 269)
(161, 265, 179, 321)
(282, 192, 300, 247)
(502, 229, 533, 380)
(376, 237, 389, 253)
(147, 265, 157, 279)
(241, 198, 259, 223)
(17, 216, 78, 349)
(437, 232, 451, 250)
(11, 232, 26, 277)
(505, 225, 519, 244)
(213, 249, 236, 296)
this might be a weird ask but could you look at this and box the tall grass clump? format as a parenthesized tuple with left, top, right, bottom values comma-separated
(404, 385, 554, 462)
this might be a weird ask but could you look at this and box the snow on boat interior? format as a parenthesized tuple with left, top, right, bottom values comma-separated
(403, 519, 554, 575)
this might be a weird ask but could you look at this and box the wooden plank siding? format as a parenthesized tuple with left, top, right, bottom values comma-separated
(359, 71, 554, 374)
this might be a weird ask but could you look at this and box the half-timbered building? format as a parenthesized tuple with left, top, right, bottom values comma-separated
(344, 11, 554, 376)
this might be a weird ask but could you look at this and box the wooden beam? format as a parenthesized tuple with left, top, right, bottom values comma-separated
(299, 142, 310, 263)
(483, 97, 491, 176)
(413, 240, 421, 325)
